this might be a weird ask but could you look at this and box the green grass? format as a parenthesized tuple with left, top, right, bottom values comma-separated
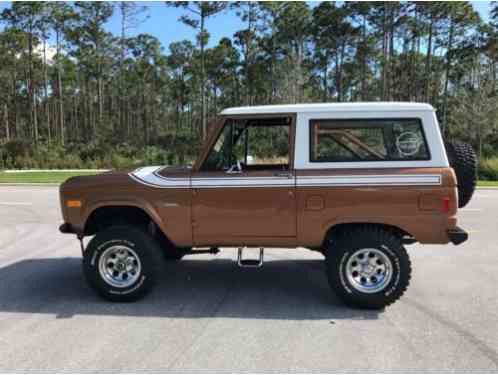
(477, 180, 498, 187)
(0, 171, 101, 184)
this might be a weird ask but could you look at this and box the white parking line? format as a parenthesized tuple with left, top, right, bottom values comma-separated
(0, 202, 33, 206)
(460, 208, 483, 212)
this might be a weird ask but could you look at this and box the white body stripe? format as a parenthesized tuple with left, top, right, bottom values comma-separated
(296, 174, 441, 187)
(129, 166, 190, 188)
(129, 167, 441, 189)
(192, 176, 293, 188)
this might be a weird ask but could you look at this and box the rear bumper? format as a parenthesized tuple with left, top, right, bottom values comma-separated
(447, 226, 468, 245)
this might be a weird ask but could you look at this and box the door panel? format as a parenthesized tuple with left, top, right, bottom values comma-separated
(192, 170, 296, 246)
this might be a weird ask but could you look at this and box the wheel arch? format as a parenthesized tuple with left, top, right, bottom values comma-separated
(323, 221, 413, 247)
(83, 202, 176, 247)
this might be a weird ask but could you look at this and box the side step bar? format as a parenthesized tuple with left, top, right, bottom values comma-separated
(184, 247, 220, 255)
(237, 247, 264, 268)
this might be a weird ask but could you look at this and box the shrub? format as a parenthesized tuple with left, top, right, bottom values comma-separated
(77, 142, 108, 164)
(3, 139, 33, 158)
(1, 133, 201, 170)
(478, 157, 498, 181)
(59, 154, 85, 169)
(108, 153, 134, 169)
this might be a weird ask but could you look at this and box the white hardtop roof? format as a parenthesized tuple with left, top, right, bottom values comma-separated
(221, 102, 434, 115)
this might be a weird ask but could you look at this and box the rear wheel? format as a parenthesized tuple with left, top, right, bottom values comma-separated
(324, 226, 411, 309)
(83, 225, 161, 302)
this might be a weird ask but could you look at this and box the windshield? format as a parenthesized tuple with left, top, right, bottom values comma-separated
(202, 121, 234, 171)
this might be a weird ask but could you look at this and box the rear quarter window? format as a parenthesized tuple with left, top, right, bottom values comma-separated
(310, 118, 430, 162)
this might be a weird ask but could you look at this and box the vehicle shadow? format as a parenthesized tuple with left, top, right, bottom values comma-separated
(0, 257, 381, 321)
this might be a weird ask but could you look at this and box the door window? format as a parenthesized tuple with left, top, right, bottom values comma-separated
(202, 117, 292, 171)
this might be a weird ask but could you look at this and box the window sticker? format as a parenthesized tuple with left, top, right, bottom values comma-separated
(396, 131, 422, 157)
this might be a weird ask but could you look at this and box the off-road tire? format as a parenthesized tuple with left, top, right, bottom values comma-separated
(154, 231, 186, 261)
(445, 141, 477, 208)
(82, 225, 162, 302)
(325, 226, 411, 309)
(163, 249, 185, 261)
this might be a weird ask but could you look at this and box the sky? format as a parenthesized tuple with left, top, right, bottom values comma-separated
(105, 1, 493, 52)
(0, 1, 494, 53)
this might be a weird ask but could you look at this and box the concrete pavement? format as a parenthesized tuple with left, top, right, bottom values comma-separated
(0, 186, 496, 371)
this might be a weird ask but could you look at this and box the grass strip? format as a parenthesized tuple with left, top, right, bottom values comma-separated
(0, 171, 101, 184)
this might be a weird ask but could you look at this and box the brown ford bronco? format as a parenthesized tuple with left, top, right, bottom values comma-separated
(59, 103, 476, 309)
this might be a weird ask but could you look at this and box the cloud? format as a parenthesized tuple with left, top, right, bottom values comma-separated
(33, 42, 57, 65)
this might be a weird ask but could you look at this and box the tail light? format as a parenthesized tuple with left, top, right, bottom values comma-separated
(442, 197, 450, 213)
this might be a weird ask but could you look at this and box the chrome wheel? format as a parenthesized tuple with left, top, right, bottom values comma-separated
(345, 248, 393, 294)
(98, 245, 142, 288)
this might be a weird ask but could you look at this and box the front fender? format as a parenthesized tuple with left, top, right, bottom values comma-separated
(82, 198, 165, 233)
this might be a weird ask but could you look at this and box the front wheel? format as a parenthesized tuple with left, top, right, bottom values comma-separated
(82, 225, 161, 302)
(163, 250, 185, 261)
(325, 226, 411, 309)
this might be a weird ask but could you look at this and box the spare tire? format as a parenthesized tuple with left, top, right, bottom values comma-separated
(444, 141, 477, 208)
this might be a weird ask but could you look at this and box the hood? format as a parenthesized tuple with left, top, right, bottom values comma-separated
(155, 165, 192, 179)
(59, 169, 133, 194)
(60, 165, 193, 194)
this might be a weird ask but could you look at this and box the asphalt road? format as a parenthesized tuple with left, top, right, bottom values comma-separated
(0, 186, 497, 372)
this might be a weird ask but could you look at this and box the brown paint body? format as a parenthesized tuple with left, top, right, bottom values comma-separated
(59, 115, 459, 248)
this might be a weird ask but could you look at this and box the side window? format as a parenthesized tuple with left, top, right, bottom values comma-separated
(202, 117, 292, 171)
(244, 125, 290, 167)
(310, 119, 429, 162)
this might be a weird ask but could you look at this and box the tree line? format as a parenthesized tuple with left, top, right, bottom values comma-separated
(0, 1, 497, 177)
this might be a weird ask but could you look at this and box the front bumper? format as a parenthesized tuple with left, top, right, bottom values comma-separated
(59, 223, 77, 235)
(447, 226, 468, 245)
